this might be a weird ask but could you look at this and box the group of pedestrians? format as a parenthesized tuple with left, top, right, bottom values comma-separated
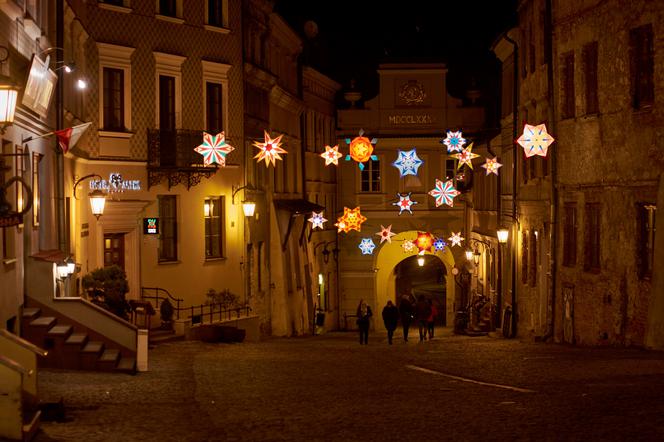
(355, 292, 438, 345)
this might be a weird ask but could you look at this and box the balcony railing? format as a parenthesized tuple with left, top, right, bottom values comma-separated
(147, 128, 221, 190)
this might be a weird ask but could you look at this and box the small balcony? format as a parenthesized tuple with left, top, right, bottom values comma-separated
(147, 129, 222, 190)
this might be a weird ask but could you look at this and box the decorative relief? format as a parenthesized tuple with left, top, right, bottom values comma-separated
(398, 80, 426, 105)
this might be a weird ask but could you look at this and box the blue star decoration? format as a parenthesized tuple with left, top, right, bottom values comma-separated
(392, 192, 418, 215)
(392, 149, 423, 177)
(433, 238, 447, 252)
(358, 238, 376, 255)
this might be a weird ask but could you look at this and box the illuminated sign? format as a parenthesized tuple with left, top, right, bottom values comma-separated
(22, 55, 57, 118)
(143, 218, 159, 235)
(90, 173, 141, 192)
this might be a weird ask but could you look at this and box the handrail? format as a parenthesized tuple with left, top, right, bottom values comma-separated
(141, 287, 183, 319)
(54, 297, 139, 331)
(0, 329, 48, 357)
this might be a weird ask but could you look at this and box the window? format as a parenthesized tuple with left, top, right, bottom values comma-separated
(207, 0, 224, 27)
(561, 51, 575, 119)
(445, 159, 456, 181)
(159, 0, 176, 17)
(32, 152, 41, 227)
(563, 203, 577, 267)
(158, 195, 177, 262)
(159, 75, 176, 130)
(584, 203, 601, 272)
(583, 41, 599, 115)
(206, 82, 223, 133)
(637, 204, 656, 279)
(521, 231, 529, 284)
(204, 196, 224, 259)
(630, 24, 654, 109)
(103, 67, 125, 131)
(360, 159, 380, 192)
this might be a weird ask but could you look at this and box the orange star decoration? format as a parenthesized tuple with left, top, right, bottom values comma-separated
(481, 157, 503, 176)
(413, 232, 434, 255)
(335, 207, 367, 233)
(345, 129, 378, 170)
(450, 142, 480, 170)
(320, 145, 343, 166)
(253, 130, 287, 167)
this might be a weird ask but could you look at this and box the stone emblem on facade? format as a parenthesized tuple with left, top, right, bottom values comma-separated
(399, 80, 426, 105)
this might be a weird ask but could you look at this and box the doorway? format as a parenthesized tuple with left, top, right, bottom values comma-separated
(394, 255, 447, 325)
(104, 233, 125, 270)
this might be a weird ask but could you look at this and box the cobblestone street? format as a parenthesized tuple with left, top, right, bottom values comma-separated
(35, 329, 664, 441)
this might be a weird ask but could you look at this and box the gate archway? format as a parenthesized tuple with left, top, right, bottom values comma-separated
(373, 231, 456, 329)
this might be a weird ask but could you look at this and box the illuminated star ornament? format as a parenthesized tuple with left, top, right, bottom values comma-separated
(358, 238, 376, 255)
(320, 145, 343, 166)
(413, 232, 434, 255)
(481, 157, 503, 176)
(194, 131, 235, 166)
(451, 142, 480, 170)
(392, 149, 423, 177)
(448, 232, 465, 247)
(441, 130, 466, 153)
(517, 123, 555, 158)
(335, 207, 367, 233)
(345, 129, 377, 170)
(433, 238, 447, 252)
(308, 211, 327, 230)
(376, 225, 397, 244)
(402, 240, 416, 253)
(428, 179, 460, 207)
(253, 130, 287, 167)
(392, 192, 418, 215)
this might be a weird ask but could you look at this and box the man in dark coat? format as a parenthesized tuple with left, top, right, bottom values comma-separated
(399, 294, 414, 342)
(415, 295, 432, 342)
(382, 300, 399, 344)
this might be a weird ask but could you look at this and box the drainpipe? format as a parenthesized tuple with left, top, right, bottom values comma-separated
(543, 0, 558, 341)
(503, 31, 519, 338)
(56, 0, 66, 252)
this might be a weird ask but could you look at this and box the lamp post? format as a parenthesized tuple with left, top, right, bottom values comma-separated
(496, 214, 520, 338)
(73, 174, 107, 220)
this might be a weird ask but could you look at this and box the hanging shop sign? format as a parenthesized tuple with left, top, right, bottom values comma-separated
(143, 218, 159, 235)
(89, 173, 141, 192)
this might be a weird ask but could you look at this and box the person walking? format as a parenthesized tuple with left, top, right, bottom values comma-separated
(427, 298, 438, 340)
(356, 299, 372, 345)
(415, 295, 432, 342)
(399, 293, 414, 342)
(382, 300, 399, 345)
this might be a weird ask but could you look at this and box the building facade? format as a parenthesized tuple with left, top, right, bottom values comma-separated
(336, 63, 486, 328)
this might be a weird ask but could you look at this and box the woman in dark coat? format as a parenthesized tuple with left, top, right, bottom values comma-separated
(356, 299, 372, 345)
(382, 300, 399, 345)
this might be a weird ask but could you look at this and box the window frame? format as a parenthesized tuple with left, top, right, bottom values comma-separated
(205, 82, 224, 134)
(102, 67, 125, 131)
(97, 43, 135, 134)
(205, 0, 230, 32)
(154, 52, 185, 130)
(563, 203, 577, 267)
(629, 24, 654, 110)
(583, 41, 599, 115)
(204, 196, 225, 260)
(359, 157, 382, 193)
(201, 61, 231, 138)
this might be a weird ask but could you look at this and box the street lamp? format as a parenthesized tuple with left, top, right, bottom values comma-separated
(497, 228, 509, 244)
(73, 174, 107, 220)
(232, 184, 256, 217)
(417, 256, 425, 267)
(0, 82, 19, 131)
(465, 249, 474, 262)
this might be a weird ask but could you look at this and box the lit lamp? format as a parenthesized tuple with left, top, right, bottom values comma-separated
(65, 256, 76, 275)
(56, 261, 69, 280)
(0, 82, 19, 131)
(497, 228, 509, 244)
(89, 189, 107, 220)
(417, 256, 425, 267)
(232, 184, 256, 217)
(473, 249, 481, 266)
(465, 249, 474, 262)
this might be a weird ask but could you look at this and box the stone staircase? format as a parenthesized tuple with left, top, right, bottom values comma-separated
(21, 307, 136, 374)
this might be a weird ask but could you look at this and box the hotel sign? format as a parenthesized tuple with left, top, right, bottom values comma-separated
(388, 114, 433, 125)
(90, 173, 141, 192)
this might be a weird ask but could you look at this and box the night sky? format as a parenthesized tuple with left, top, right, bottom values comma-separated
(275, 0, 517, 124)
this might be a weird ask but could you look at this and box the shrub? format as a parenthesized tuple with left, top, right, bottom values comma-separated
(82, 265, 130, 319)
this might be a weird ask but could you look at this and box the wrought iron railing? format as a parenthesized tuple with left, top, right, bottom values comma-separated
(141, 287, 183, 319)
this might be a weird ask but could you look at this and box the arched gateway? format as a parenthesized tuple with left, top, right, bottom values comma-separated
(374, 231, 456, 329)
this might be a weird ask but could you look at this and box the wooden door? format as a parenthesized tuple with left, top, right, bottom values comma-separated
(104, 233, 125, 270)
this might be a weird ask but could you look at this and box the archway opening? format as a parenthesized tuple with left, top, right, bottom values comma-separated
(395, 255, 447, 325)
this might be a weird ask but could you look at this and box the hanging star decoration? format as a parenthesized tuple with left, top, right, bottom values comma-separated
(433, 238, 447, 252)
(481, 157, 503, 176)
(358, 238, 376, 255)
(428, 179, 460, 207)
(345, 129, 378, 170)
(335, 207, 367, 233)
(450, 142, 480, 170)
(392, 149, 423, 177)
(392, 192, 418, 215)
(253, 130, 287, 167)
(441, 130, 466, 153)
(448, 232, 465, 247)
(413, 231, 434, 255)
(194, 131, 235, 166)
(308, 211, 327, 230)
(402, 240, 416, 253)
(517, 123, 555, 158)
(320, 145, 343, 166)
(376, 225, 397, 244)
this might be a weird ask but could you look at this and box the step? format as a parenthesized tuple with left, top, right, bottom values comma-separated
(30, 316, 56, 328)
(65, 333, 88, 347)
(46, 325, 73, 338)
(22, 308, 41, 320)
(81, 341, 104, 354)
(116, 357, 136, 374)
(80, 341, 104, 370)
(97, 349, 120, 371)
(25, 317, 57, 350)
